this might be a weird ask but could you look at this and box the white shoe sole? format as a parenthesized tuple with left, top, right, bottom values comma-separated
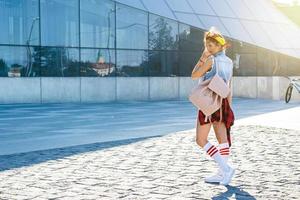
(204, 178, 222, 183)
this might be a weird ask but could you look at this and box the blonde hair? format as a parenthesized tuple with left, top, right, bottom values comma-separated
(203, 26, 231, 50)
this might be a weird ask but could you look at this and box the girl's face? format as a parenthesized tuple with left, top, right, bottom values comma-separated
(205, 40, 222, 55)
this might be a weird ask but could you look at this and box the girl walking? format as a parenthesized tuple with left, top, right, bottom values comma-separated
(191, 28, 235, 185)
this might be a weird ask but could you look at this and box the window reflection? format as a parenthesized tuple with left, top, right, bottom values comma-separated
(149, 14, 178, 50)
(40, 47, 79, 77)
(148, 51, 179, 76)
(0, 46, 40, 77)
(0, 0, 299, 78)
(233, 53, 256, 76)
(232, 41, 257, 76)
(287, 56, 300, 76)
(179, 51, 200, 76)
(80, 48, 115, 77)
(41, 0, 79, 46)
(80, 0, 115, 48)
(179, 23, 204, 51)
(257, 48, 278, 76)
(116, 50, 148, 77)
(116, 3, 148, 49)
(276, 53, 289, 76)
(0, 0, 40, 45)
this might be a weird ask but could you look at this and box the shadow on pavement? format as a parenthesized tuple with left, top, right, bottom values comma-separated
(212, 185, 256, 200)
(0, 135, 161, 172)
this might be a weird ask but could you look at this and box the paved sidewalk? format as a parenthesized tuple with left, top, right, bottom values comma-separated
(1, 98, 299, 155)
(0, 125, 299, 199)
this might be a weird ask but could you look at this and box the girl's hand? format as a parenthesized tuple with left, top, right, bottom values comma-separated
(200, 49, 211, 62)
(202, 48, 211, 58)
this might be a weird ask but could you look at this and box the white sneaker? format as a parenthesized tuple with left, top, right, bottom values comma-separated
(220, 166, 235, 185)
(204, 168, 223, 183)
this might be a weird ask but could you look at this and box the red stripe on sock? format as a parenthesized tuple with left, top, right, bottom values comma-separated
(219, 147, 229, 151)
(219, 148, 230, 151)
(207, 145, 214, 154)
(207, 146, 217, 155)
(220, 149, 230, 153)
(210, 149, 218, 157)
(220, 151, 230, 154)
(220, 151, 229, 155)
(220, 153, 229, 155)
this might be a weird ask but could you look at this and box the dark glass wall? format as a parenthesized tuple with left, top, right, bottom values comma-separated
(0, 0, 299, 78)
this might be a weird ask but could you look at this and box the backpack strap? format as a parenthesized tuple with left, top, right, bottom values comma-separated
(219, 97, 223, 123)
(204, 114, 212, 123)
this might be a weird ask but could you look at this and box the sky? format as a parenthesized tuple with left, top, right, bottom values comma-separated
(273, 0, 300, 5)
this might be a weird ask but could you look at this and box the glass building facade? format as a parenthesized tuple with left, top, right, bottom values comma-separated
(0, 0, 300, 78)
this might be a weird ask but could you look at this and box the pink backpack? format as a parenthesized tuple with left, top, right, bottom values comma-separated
(189, 62, 231, 122)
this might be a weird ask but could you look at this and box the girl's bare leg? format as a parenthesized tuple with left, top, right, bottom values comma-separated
(195, 118, 211, 147)
(195, 117, 232, 178)
(212, 121, 228, 144)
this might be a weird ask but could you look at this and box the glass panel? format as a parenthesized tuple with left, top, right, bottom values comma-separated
(0, 0, 39, 45)
(174, 12, 203, 28)
(0, 46, 40, 77)
(149, 14, 179, 50)
(80, 0, 115, 48)
(40, 47, 79, 76)
(80, 48, 115, 77)
(256, 47, 278, 76)
(233, 53, 256, 76)
(141, 0, 176, 20)
(233, 40, 257, 54)
(116, 50, 148, 76)
(197, 15, 230, 37)
(224, 38, 234, 60)
(115, 0, 146, 10)
(276, 53, 289, 76)
(179, 51, 199, 76)
(207, 0, 235, 18)
(232, 41, 257, 76)
(243, 0, 270, 21)
(148, 51, 178, 76)
(290, 51, 300, 59)
(164, 0, 193, 13)
(179, 23, 204, 51)
(277, 48, 297, 58)
(291, 51, 300, 59)
(283, 24, 300, 49)
(240, 20, 274, 49)
(41, 0, 79, 47)
(295, 49, 300, 59)
(225, 0, 253, 20)
(116, 3, 148, 49)
(287, 56, 300, 76)
(259, 22, 290, 49)
(186, 0, 215, 15)
(220, 18, 253, 44)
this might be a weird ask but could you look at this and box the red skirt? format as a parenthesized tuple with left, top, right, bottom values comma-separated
(197, 98, 234, 147)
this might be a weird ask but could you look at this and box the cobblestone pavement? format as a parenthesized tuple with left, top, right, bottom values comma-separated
(0, 125, 299, 200)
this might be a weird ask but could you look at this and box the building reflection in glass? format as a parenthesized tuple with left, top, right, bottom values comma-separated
(80, 49, 115, 77)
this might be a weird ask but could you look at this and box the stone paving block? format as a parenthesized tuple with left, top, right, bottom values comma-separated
(0, 125, 299, 199)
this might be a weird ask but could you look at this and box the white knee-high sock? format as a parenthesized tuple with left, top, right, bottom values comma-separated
(218, 142, 230, 163)
(203, 141, 230, 172)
